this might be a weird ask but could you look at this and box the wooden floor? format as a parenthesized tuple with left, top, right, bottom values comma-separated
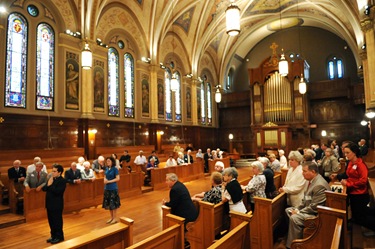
(1, 167, 374, 249)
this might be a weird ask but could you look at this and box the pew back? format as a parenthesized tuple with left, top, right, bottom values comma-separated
(207, 221, 248, 249)
(46, 217, 134, 249)
(126, 214, 185, 249)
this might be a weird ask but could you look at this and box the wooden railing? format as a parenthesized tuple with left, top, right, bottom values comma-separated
(291, 206, 347, 249)
(151, 162, 204, 190)
(46, 217, 134, 249)
(23, 171, 143, 221)
(126, 214, 185, 249)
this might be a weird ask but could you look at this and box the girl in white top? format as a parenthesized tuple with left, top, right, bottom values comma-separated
(278, 151, 306, 207)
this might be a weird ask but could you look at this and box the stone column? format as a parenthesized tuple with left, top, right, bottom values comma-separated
(361, 17, 375, 109)
(191, 79, 199, 125)
(149, 64, 159, 123)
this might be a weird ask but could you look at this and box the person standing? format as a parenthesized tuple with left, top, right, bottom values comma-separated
(103, 157, 121, 224)
(43, 164, 66, 244)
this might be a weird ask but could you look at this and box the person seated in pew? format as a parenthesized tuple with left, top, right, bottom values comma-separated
(64, 162, 82, 184)
(184, 149, 194, 164)
(134, 150, 147, 173)
(144, 157, 156, 186)
(269, 153, 281, 173)
(214, 161, 225, 173)
(165, 154, 177, 167)
(81, 161, 95, 181)
(8, 160, 26, 184)
(24, 161, 47, 192)
(177, 152, 186, 165)
(92, 155, 106, 173)
(258, 157, 278, 199)
(148, 150, 160, 167)
(285, 162, 330, 249)
(278, 149, 288, 169)
(111, 153, 121, 169)
(192, 172, 223, 204)
(27, 156, 47, 174)
(186, 143, 194, 152)
(241, 161, 266, 211)
(162, 173, 198, 224)
(221, 167, 247, 213)
(279, 150, 306, 208)
(119, 150, 132, 172)
(195, 149, 204, 160)
(76, 156, 85, 172)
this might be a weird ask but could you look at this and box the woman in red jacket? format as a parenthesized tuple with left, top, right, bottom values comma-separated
(341, 142, 374, 234)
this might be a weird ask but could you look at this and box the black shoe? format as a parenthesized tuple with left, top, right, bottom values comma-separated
(51, 238, 64, 244)
(46, 237, 53, 243)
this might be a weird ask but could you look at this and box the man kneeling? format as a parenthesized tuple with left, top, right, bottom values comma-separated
(285, 162, 330, 248)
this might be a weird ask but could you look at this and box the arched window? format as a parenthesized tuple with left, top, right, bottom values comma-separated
(36, 23, 54, 110)
(206, 82, 212, 125)
(327, 56, 344, 80)
(165, 68, 172, 121)
(108, 47, 120, 116)
(227, 68, 233, 90)
(174, 71, 181, 122)
(5, 13, 28, 108)
(124, 53, 134, 118)
(200, 81, 206, 124)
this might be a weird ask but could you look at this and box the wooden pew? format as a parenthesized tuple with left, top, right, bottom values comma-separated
(151, 162, 204, 190)
(250, 192, 287, 249)
(162, 201, 227, 249)
(126, 214, 185, 249)
(23, 171, 143, 221)
(207, 211, 253, 249)
(46, 217, 134, 249)
(291, 206, 347, 249)
(8, 181, 24, 214)
(208, 158, 230, 173)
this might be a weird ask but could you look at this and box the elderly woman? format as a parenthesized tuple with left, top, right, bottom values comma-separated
(278, 151, 306, 207)
(258, 157, 277, 198)
(318, 148, 340, 182)
(177, 152, 185, 165)
(241, 161, 266, 211)
(221, 167, 247, 213)
(192, 172, 223, 204)
(278, 149, 288, 169)
(269, 153, 281, 172)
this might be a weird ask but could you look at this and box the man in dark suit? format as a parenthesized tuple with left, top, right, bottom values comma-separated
(163, 173, 198, 224)
(183, 150, 194, 164)
(359, 139, 368, 156)
(43, 164, 66, 244)
(8, 160, 26, 183)
(203, 148, 213, 173)
(64, 162, 82, 184)
(24, 161, 48, 192)
(285, 162, 330, 248)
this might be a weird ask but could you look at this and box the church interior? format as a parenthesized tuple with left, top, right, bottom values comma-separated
(1, 0, 375, 248)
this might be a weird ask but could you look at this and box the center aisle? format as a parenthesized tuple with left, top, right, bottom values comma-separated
(1, 166, 253, 249)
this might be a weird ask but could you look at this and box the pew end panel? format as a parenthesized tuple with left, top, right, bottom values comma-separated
(46, 217, 134, 249)
(207, 221, 249, 249)
(291, 206, 348, 249)
(250, 192, 287, 249)
(126, 214, 185, 249)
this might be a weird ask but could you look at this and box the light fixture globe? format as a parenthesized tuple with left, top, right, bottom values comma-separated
(321, 130, 327, 137)
(299, 75, 306, 94)
(278, 51, 288, 76)
(365, 110, 375, 119)
(226, 3, 241, 36)
(170, 75, 179, 92)
(361, 120, 368, 126)
(215, 87, 222, 103)
(81, 42, 92, 69)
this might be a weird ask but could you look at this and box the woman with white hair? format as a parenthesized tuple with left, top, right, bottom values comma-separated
(222, 167, 247, 213)
(241, 161, 266, 211)
(278, 149, 288, 169)
(278, 150, 306, 207)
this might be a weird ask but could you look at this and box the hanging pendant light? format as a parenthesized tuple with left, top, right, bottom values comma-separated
(215, 86, 222, 103)
(81, 40, 92, 69)
(299, 74, 307, 94)
(279, 49, 288, 76)
(226, 2, 241, 36)
(170, 74, 178, 92)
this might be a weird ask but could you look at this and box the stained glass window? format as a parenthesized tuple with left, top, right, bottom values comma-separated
(206, 82, 212, 125)
(165, 68, 172, 121)
(200, 82, 205, 124)
(327, 57, 344, 80)
(36, 23, 54, 110)
(108, 47, 120, 116)
(5, 13, 28, 108)
(174, 71, 181, 122)
(124, 53, 134, 118)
